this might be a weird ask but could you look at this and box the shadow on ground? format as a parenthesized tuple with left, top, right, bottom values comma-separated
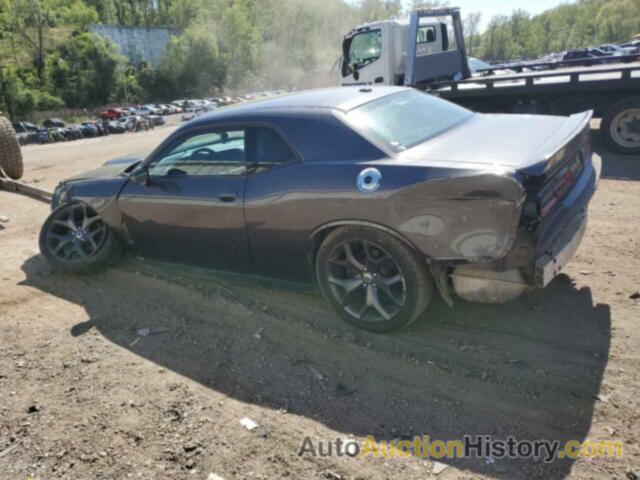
(21, 254, 611, 479)
(593, 128, 640, 181)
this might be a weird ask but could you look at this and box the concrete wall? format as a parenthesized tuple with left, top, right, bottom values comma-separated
(90, 25, 182, 67)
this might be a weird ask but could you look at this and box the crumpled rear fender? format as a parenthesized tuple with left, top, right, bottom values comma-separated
(388, 173, 525, 261)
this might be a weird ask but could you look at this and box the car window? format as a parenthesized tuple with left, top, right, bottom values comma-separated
(149, 129, 246, 177)
(345, 90, 472, 153)
(246, 127, 297, 171)
(344, 29, 382, 75)
(417, 26, 436, 44)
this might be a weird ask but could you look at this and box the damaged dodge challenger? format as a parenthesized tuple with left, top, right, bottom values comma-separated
(40, 87, 600, 332)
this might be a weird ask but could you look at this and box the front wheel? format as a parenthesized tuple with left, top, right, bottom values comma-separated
(316, 226, 433, 333)
(39, 202, 122, 274)
(601, 96, 640, 154)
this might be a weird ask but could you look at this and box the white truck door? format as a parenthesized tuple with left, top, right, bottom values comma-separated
(340, 27, 388, 86)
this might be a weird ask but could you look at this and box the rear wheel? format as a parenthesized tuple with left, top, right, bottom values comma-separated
(0, 115, 24, 179)
(601, 96, 640, 154)
(316, 226, 433, 333)
(39, 202, 122, 273)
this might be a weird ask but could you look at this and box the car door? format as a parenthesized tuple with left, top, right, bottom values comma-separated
(117, 127, 252, 272)
(243, 125, 311, 281)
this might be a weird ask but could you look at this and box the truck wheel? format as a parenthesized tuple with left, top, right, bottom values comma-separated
(0, 115, 24, 179)
(601, 96, 640, 154)
(316, 226, 433, 333)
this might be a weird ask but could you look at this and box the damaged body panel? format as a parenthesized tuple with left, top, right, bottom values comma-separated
(41, 86, 600, 332)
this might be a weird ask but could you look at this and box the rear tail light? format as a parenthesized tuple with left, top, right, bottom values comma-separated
(538, 152, 584, 217)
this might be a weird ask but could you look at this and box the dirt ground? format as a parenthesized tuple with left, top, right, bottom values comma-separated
(0, 116, 639, 480)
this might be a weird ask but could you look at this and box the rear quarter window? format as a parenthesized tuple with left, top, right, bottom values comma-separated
(345, 90, 472, 153)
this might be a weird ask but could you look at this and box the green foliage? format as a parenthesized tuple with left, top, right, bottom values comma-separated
(477, 0, 640, 61)
(596, 0, 640, 42)
(58, 0, 100, 31)
(3, 0, 640, 119)
(155, 25, 226, 98)
(217, 0, 260, 89)
(0, 65, 64, 117)
(45, 32, 126, 107)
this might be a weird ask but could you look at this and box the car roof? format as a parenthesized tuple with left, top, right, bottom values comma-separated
(187, 86, 409, 126)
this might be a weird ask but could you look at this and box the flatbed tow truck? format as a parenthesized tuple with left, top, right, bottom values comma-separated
(340, 7, 640, 154)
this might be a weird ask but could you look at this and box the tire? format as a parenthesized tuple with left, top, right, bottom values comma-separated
(0, 115, 24, 179)
(316, 226, 433, 333)
(601, 96, 640, 154)
(39, 202, 122, 274)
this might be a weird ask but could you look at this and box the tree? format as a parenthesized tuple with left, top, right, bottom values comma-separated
(408, 0, 449, 10)
(0, 64, 63, 118)
(3, 0, 98, 82)
(216, 0, 261, 90)
(6, 0, 56, 82)
(481, 15, 509, 61)
(156, 25, 226, 99)
(46, 32, 126, 107)
(359, 0, 402, 22)
(4, 0, 638, 119)
(596, 0, 640, 42)
(464, 12, 482, 56)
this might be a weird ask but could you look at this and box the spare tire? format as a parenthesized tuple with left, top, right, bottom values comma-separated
(0, 115, 24, 179)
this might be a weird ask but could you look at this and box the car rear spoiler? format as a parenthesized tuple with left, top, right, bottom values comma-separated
(520, 110, 593, 176)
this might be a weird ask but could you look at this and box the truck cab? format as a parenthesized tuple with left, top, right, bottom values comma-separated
(340, 7, 640, 155)
(340, 9, 469, 87)
(341, 18, 441, 86)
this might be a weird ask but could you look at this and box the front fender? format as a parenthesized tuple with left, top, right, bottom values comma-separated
(55, 177, 130, 242)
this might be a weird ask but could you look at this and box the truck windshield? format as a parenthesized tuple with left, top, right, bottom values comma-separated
(345, 90, 472, 152)
(346, 29, 382, 71)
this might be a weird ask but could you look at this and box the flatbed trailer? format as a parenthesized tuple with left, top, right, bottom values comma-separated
(341, 7, 640, 154)
(427, 61, 640, 115)
(475, 52, 640, 75)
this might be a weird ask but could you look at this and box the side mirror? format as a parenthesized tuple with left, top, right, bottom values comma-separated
(129, 166, 149, 186)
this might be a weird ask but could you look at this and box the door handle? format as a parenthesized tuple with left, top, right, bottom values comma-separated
(218, 192, 237, 202)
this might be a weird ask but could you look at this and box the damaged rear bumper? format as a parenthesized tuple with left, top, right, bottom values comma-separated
(535, 213, 587, 287)
(533, 153, 601, 287)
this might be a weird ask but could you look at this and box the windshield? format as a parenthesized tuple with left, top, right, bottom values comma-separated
(345, 90, 472, 152)
(345, 29, 381, 73)
(468, 57, 491, 72)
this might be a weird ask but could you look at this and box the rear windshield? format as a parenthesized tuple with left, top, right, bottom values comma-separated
(345, 90, 472, 152)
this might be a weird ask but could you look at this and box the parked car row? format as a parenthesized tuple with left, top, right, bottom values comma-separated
(551, 41, 639, 64)
(99, 103, 181, 120)
(12, 113, 165, 146)
(485, 39, 640, 74)
(12, 92, 289, 145)
(176, 91, 288, 122)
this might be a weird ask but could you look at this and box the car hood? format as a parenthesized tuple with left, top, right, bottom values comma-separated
(401, 111, 592, 175)
(65, 156, 142, 182)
